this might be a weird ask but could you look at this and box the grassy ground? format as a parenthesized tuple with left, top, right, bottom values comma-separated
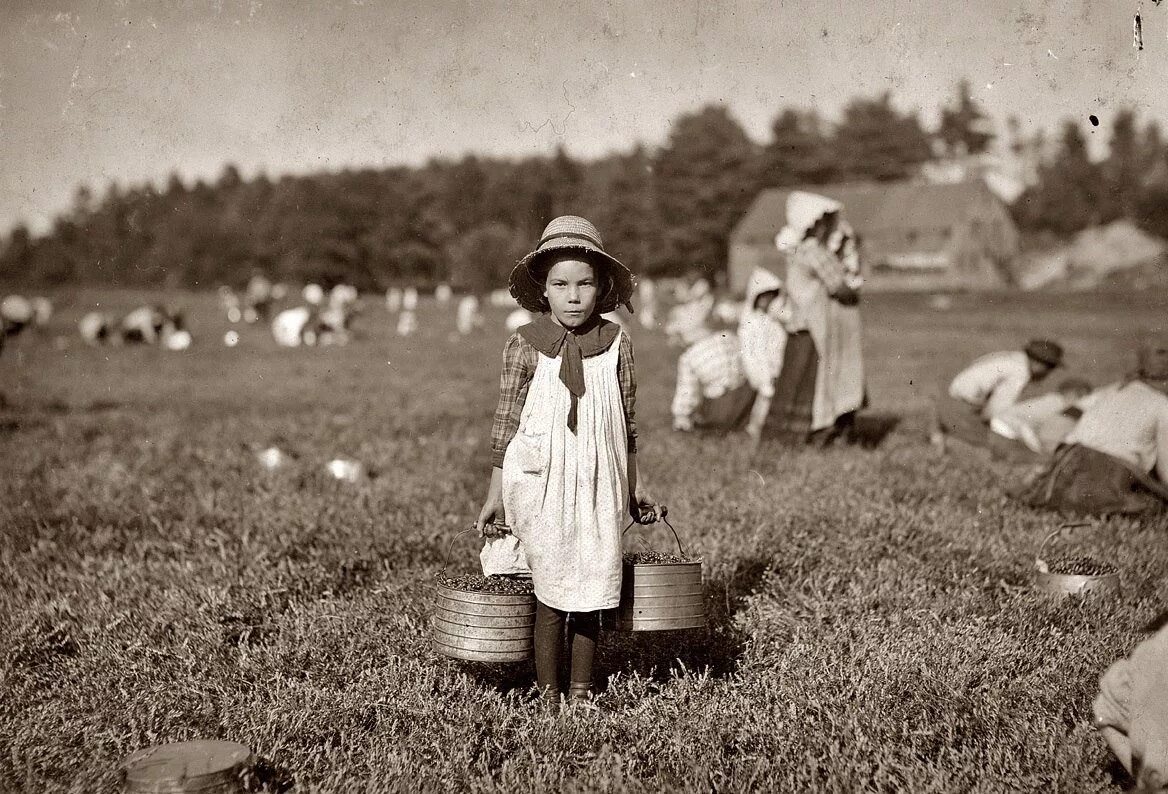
(1, 288, 1166, 792)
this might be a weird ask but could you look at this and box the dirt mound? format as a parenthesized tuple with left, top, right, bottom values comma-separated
(1016, 222, 1168, 289)
(1066, 221, 1166, 285)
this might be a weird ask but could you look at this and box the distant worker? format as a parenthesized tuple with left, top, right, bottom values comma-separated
(934, 339, 1064, 452)
(303, 283, 325, 306)
(396, 309, 417, 337)
(670, 300, 755, 434)
(767, 191, 864, 446)
(738, 269, 788, 403)
(31, 297, 53, 328)
(402, 286, 419, 312)
(505, 307, 533, 333)
(738, 268, 793, 441)
(119, 305, 168, 344)
(244, 271, 274, 323)
(1, 295, 34, 338)
(1014, 338, 1168, 516)
(637, 277, 657, 330)
(456, 294, 482, 336)
(79, 312, 115, 346)
(272, 306, 314, 347)
(385, 287, 403, 313)
(218, 285, 243, 323)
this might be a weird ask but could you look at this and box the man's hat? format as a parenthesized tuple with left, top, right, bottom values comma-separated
(1137, 337, 1168, 381)
(508, 216, 636, 314)
(1024, 339, 1064, 369)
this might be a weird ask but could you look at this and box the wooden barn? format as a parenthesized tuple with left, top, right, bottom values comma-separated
(728, 180, 1019, 292)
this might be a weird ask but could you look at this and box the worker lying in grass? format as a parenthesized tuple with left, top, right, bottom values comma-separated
(1014, 338, 1168, 516)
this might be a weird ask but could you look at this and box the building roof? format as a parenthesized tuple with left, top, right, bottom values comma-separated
(731, 180, 999, 247)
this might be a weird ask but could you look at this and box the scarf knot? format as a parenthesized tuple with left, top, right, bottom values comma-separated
(518, 314, 619, 433)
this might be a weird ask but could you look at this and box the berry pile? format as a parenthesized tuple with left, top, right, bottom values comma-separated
(623, 551, 701, 565)
(436, 573, 534, 595)
(1045, 555, 1117, 576)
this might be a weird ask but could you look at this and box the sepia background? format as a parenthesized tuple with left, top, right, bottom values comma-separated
(2, 2, 1167, 792)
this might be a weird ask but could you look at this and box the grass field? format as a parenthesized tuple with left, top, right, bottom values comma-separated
(2, 287, 1167, 792)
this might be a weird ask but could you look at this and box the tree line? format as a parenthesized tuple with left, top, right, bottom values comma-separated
(3, 82, 1166, 292)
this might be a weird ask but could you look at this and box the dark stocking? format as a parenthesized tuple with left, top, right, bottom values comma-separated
(534, 600, 564, 693)
(567, 611, 600, 685)
(534, 600, 601, 693)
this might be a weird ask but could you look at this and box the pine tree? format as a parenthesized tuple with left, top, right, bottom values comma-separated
(759, 109, 838, 188)
(938, 79, 994, 157)
(832, 92, 933, 181)
(653, 104, 761, 279)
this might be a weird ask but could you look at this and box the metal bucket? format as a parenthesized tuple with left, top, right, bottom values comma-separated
(431, 527, 535, 663)
(121, 740, 252, 793)
(614, 515, 707, 632)
(1033, 523, 1121, 599)
(1034, 569, 1121, 597)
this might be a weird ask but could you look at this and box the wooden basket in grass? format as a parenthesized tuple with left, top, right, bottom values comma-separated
(431, 525, 535, 663)
(1034, 522, 1121, 598)
(613, 508, 707, 632)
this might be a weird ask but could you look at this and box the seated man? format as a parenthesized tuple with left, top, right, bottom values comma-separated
(671, 301, 755, 434)
(1014, 338, 1168, 516)
(934, 338, 1064, 451)
(987, 377, 1093, 461)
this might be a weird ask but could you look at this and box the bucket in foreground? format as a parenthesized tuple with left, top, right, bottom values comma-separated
(613, 513, 707, 632)
(432, 580, 535, 662)
(431, 526, 535, 663)
(121, 739, 252, 793)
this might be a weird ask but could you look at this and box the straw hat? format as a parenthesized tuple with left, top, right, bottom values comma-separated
(508, 216, 635, 314)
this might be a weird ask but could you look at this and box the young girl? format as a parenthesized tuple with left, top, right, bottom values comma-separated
(474, 215, 659, 705)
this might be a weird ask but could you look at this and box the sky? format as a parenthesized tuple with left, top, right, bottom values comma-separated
(1, 0, 1165, 235)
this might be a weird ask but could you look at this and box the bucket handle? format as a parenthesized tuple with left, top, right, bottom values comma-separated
(1037, 521, 1093, 565)
(622, 506, 684, 557)
(442, 523, 510, 573)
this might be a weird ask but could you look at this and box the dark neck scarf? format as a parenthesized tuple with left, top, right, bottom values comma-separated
(519, 313, 619, 433)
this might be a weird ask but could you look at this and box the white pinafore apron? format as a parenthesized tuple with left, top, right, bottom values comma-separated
(480, 330, 629, 612)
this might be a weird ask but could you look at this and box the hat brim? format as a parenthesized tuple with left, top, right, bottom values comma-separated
(508, 244, 636, 315)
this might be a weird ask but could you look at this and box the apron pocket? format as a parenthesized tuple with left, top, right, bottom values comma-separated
(513, 431, 547, 475)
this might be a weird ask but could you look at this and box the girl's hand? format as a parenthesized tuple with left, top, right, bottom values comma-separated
(475, 468, 505, 536)
(476, 496, 505, 537)
(630, 496, 665, 525)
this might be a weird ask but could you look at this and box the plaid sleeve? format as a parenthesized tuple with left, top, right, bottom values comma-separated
(618, 332, 638, 453)
(490, 333, 534, 468)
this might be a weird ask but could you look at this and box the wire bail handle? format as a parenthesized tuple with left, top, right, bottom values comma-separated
(1037, 521, 1093, 564)
(442, 522, 510, 573)
(622, 505, 684, 557)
